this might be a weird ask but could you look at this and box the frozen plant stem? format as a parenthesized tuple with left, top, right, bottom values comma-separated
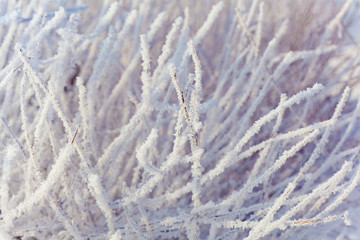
(0, 1, 359, 239)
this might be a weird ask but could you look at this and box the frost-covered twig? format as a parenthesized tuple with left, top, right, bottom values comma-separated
(0, 1, 359, 239)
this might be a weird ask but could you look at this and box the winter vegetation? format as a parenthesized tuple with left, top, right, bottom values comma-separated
(0, 0, 360, 239)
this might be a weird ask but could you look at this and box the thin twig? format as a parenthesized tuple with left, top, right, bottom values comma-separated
(171, 71, 199, 147)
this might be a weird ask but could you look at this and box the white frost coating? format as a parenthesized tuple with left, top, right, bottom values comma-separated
(88, 172, 115, 234)
(0, 145, 18, 213)
(136, 128, 163, 174)
(194, 1, 224, 45)
(0, 1, 359, 239)
(110, 230, 122, 240)
(153, 16, 183, 82)
(3, 144, 74, 224)
(140, 34, 152, 104)
(205, 83, 323, 182)
(88, 2, 119, 38)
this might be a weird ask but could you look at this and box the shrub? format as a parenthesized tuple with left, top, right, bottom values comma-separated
(0, 0, 359, 239)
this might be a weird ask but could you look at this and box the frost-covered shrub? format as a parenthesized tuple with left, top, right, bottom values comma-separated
(0, 0, 360, 239)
